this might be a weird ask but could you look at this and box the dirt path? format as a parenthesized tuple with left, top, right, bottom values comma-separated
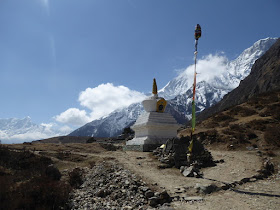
(112, 149, 280, 210)
(12, 143, 280, 209)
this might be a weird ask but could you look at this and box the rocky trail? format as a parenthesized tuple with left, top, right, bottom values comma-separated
(67, 147, 280, 209)
(8, 143, 280, 209)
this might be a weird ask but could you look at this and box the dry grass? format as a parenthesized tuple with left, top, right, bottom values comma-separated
(0, 145, 72, 209)
(182, 90, 280, 151)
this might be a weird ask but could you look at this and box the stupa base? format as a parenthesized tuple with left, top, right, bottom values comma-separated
(123, 144, 161, 152)
(124, 136, 169, 152)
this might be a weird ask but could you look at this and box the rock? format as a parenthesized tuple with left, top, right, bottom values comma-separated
(145, 190, 154, 199)
(149, 197, 159, 207)
(196, 183, 220, 194)
(249, 178, 257, 182)
(95, 189, 105, 197)
(123, 206, 133, 210)
(158, 204, 175, 210)
(136, 157, 146, 159)
(184, 196, 204, 202)
(221, 184, 231, 190)
(182, 166, 194, 177)
(159, 191, 172, 204)
(240, 178, 250, 183)
(158, 164, 172, 169)
(263, 160, 275, 175)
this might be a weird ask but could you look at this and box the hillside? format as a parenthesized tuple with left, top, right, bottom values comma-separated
(181, 90, 280, 151)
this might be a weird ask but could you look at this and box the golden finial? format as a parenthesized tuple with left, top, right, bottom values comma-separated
(152, 78, 158, 95)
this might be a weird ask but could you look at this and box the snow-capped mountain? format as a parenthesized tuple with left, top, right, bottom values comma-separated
(162, 37, 278, 119)
(70, 103, 144, 137)
(0, 117, 64, 143)
(69, 101, 188, 137)
(70, 37, 278, 137)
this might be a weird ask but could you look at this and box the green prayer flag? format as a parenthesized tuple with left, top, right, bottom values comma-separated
(192, 100, 196, 132)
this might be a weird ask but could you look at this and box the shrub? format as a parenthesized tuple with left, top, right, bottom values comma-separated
(86, 137, 96, 143)
(247, 120, 268, 131)
(228, 106, 257, 117)
(0, 146, 71, 209)
(100, 143, 120, 151)
(14, 176, 71, 210)
(0, 145, 52, 176)
(45, 164, 61, 181)
(213, 113, 234, 122)
(264, 125, 280, 146)
(68, 168, 84, 188)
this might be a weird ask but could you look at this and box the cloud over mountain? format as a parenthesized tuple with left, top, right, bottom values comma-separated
(54, 83, 146, 126)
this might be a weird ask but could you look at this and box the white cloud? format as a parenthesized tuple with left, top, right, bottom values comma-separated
(40, 122, 55, 132)
(54, 83, 146, 126)
(54, 108, 91, 126)
(79, 83, 146, 120)
(179, 54, 230, 87)
(59, 125, 73, 133)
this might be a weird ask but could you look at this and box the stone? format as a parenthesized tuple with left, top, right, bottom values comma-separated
(196, 183, 220, 194)
(240, 178, 250, 183)
(221, 184, 231, 190)
(184, 196, 204, 202)
(149, 197, 159, 207)
(145, 190, 154, 199)
(159, 191, 172, 204)
(182, 166, 194, 177)
(96, 189, 105, 197)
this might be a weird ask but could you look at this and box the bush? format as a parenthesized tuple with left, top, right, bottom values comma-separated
(100, 143, 120, 151)
(0, 145, 53, 177)
(0, 146, 71, 209)
(264, 125, 280, 146)
(13, 176, 71, 210)
(246, 120, 268, 131)
(86, 137, 96, 143)
(69, 168, 84, 188)
(213, 113, 234, 122)
(45, 164, 61, 181)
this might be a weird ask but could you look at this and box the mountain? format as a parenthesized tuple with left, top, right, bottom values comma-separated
(162, 38, 278, 119)
(0, 117, 63, 144)
(197, 38, 280, 122)
(69, 37, 277, 137)
(69, 102, 187, 137)
(70, 103, 143, 137)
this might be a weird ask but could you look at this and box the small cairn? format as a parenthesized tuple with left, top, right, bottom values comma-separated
(153, 136, 216, 177)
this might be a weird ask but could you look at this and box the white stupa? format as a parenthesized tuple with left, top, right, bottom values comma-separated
(125, 78, 180, 151)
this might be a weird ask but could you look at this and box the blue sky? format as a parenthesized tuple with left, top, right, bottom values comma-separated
(0, 0, 279, 133)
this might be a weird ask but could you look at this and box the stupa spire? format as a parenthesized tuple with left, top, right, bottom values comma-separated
(152, 78, 158, 95)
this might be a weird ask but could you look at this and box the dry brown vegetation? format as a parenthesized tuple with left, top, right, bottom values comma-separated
(0, 142, 121, 209)
(187, 90, 280, 151)
(0, 145, 71, 209)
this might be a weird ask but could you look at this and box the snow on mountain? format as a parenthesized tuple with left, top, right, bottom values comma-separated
(163, 37, 278, 119)
(160, 37, 278, 100)
(69, 102, 144, 137)
(0, 117, 64, 143)
(70, 38, 277, 138)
